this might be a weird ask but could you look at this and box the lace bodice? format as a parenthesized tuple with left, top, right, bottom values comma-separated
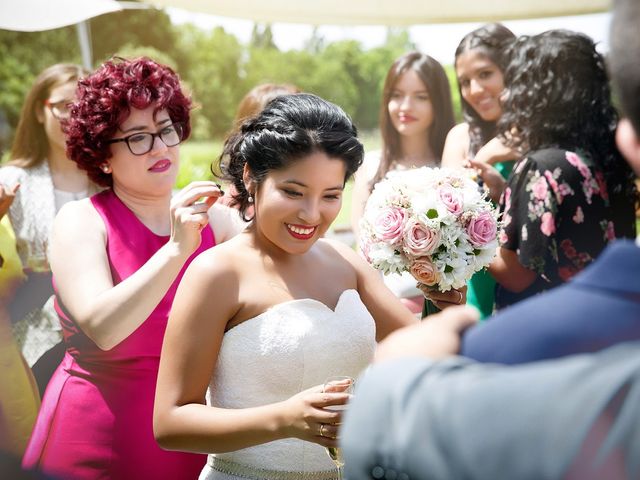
(205, 289, 376, 476)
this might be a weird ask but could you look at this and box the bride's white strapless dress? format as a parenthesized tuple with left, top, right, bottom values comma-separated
(199, 289, 376, 480)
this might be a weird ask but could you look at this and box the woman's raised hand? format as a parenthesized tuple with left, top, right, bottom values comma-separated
(0, 183, 20, 219)
(280, 385, 350, 448)
(467, 158, 506, 203)
(169, 181, 224, 256)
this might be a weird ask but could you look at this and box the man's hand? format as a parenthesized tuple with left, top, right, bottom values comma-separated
(374, 306, 479, 363)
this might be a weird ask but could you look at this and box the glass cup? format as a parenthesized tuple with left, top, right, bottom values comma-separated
(322, 376, 355, 479)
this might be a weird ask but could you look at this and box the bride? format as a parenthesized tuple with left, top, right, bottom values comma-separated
(153, 93, 447, 479)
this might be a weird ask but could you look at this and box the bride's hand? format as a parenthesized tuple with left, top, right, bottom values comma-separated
(419, 284, 467, 310)
(279, 385, 349, 448)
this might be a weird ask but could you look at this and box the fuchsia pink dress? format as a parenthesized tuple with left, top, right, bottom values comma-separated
(23, 189, 211, 480)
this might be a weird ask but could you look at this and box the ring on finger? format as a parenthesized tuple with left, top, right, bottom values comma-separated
(319, 424, 327, 437)
(456, 290, 463, 304)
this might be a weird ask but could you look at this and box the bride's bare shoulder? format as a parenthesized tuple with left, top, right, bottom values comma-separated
(191, 233, 250, 273)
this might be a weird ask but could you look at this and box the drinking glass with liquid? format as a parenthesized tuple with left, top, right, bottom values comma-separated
(322, 376, 354, 479)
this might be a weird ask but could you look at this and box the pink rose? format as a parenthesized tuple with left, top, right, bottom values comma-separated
(595, 172, 609, 201)
(438, 185, 463, 215)
(572, 206, 584, 224)
(403, 219, 440, 257)
(501, 187, 512, 211)
(566, 151, 592, 179)
(540, 211, 555, 236)
(374, 206, 406, 244)
(499, 230, 509, 245)
(467, 211, 497, 247)
(409, 256, 439, 286)
(544, 170, 559, 195)
(531, 176, 548, 201)
(359, 239, 372, 263)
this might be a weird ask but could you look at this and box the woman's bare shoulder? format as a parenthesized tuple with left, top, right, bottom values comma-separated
(191, 233, 248, 275)
(54, 197, 103, 232)
(315, 238, 362, 269)
(447, 122, 470, 141)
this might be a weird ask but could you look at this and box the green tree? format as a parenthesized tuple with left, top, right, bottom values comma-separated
(304, 27, 325, 54)
(173, 24, 244, 139)
(90, 6, 178, 64)
(0, 27, 80, 146)
(384, 27, 416, 52)
(250, 24, 277, 50)
(114, 44, 177, 70)
(444, 64, 463, 122)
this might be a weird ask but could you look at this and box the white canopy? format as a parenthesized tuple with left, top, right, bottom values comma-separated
(0, 0, 123, 32)
(0, 1, 611, 31)
(144, 0, 610, 26)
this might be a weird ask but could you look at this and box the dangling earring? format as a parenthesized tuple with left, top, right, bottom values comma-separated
(247, 195, 254, 204)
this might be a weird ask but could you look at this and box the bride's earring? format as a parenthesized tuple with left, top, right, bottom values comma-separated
(247, 194, 254, 204)
(101, 164, 112, 174)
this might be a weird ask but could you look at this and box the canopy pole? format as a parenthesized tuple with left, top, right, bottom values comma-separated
(76, 20, 92, 69)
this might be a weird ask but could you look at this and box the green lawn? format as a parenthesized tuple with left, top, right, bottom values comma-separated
(176, 139, 223, 189)
(179, 130, 382, 231)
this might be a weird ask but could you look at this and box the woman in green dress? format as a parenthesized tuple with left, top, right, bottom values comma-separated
(441, 23, 517, 319)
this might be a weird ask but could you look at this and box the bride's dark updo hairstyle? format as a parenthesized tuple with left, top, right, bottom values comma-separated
(219, 93, 364, 221)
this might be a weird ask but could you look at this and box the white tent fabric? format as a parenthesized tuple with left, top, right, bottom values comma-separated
(0, 0, 122, 32)
(145, 0, 610, 26)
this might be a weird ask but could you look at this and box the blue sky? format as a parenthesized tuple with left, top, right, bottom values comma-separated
(167, 8, 610, 64)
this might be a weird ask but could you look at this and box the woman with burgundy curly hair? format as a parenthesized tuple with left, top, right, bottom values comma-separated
(22, 57, 244, 480)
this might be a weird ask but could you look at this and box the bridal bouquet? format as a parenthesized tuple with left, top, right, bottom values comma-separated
(359, 167, 499, 292)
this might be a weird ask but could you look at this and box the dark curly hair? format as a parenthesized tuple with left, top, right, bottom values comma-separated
(499, 30, 637, 230)
(374, 51, 455, 189)
(454, 23, 516, 155)
(219, 93, 364, 221)
(65, 57, 191, 187)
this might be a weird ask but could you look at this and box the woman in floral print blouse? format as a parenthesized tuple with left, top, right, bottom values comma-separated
(471, 30, 637, 310)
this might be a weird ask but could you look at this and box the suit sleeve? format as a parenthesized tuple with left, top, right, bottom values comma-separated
(341, 346, 640, 480)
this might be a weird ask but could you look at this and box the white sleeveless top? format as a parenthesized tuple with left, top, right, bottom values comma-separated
(200, 289, 376, 480)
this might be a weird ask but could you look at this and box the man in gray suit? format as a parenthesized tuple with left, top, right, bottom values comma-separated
(341, 1, 640, 478)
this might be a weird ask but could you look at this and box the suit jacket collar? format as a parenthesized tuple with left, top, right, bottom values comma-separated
(573, 240, 640, 296)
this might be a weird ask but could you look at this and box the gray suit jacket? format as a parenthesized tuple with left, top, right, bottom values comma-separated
(341, 342, 640, 480)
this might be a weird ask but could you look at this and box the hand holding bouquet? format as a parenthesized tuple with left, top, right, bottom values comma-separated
(359, 167, 499, 294)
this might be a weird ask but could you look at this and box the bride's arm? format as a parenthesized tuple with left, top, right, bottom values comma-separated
(153, 247, 347, 454)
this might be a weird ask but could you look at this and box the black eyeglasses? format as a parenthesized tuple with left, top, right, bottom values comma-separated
(107, 122, 184, 155)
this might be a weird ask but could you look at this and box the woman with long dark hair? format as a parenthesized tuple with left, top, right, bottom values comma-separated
(351, 51, 455, 314)
(441, 23, 517, 318)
